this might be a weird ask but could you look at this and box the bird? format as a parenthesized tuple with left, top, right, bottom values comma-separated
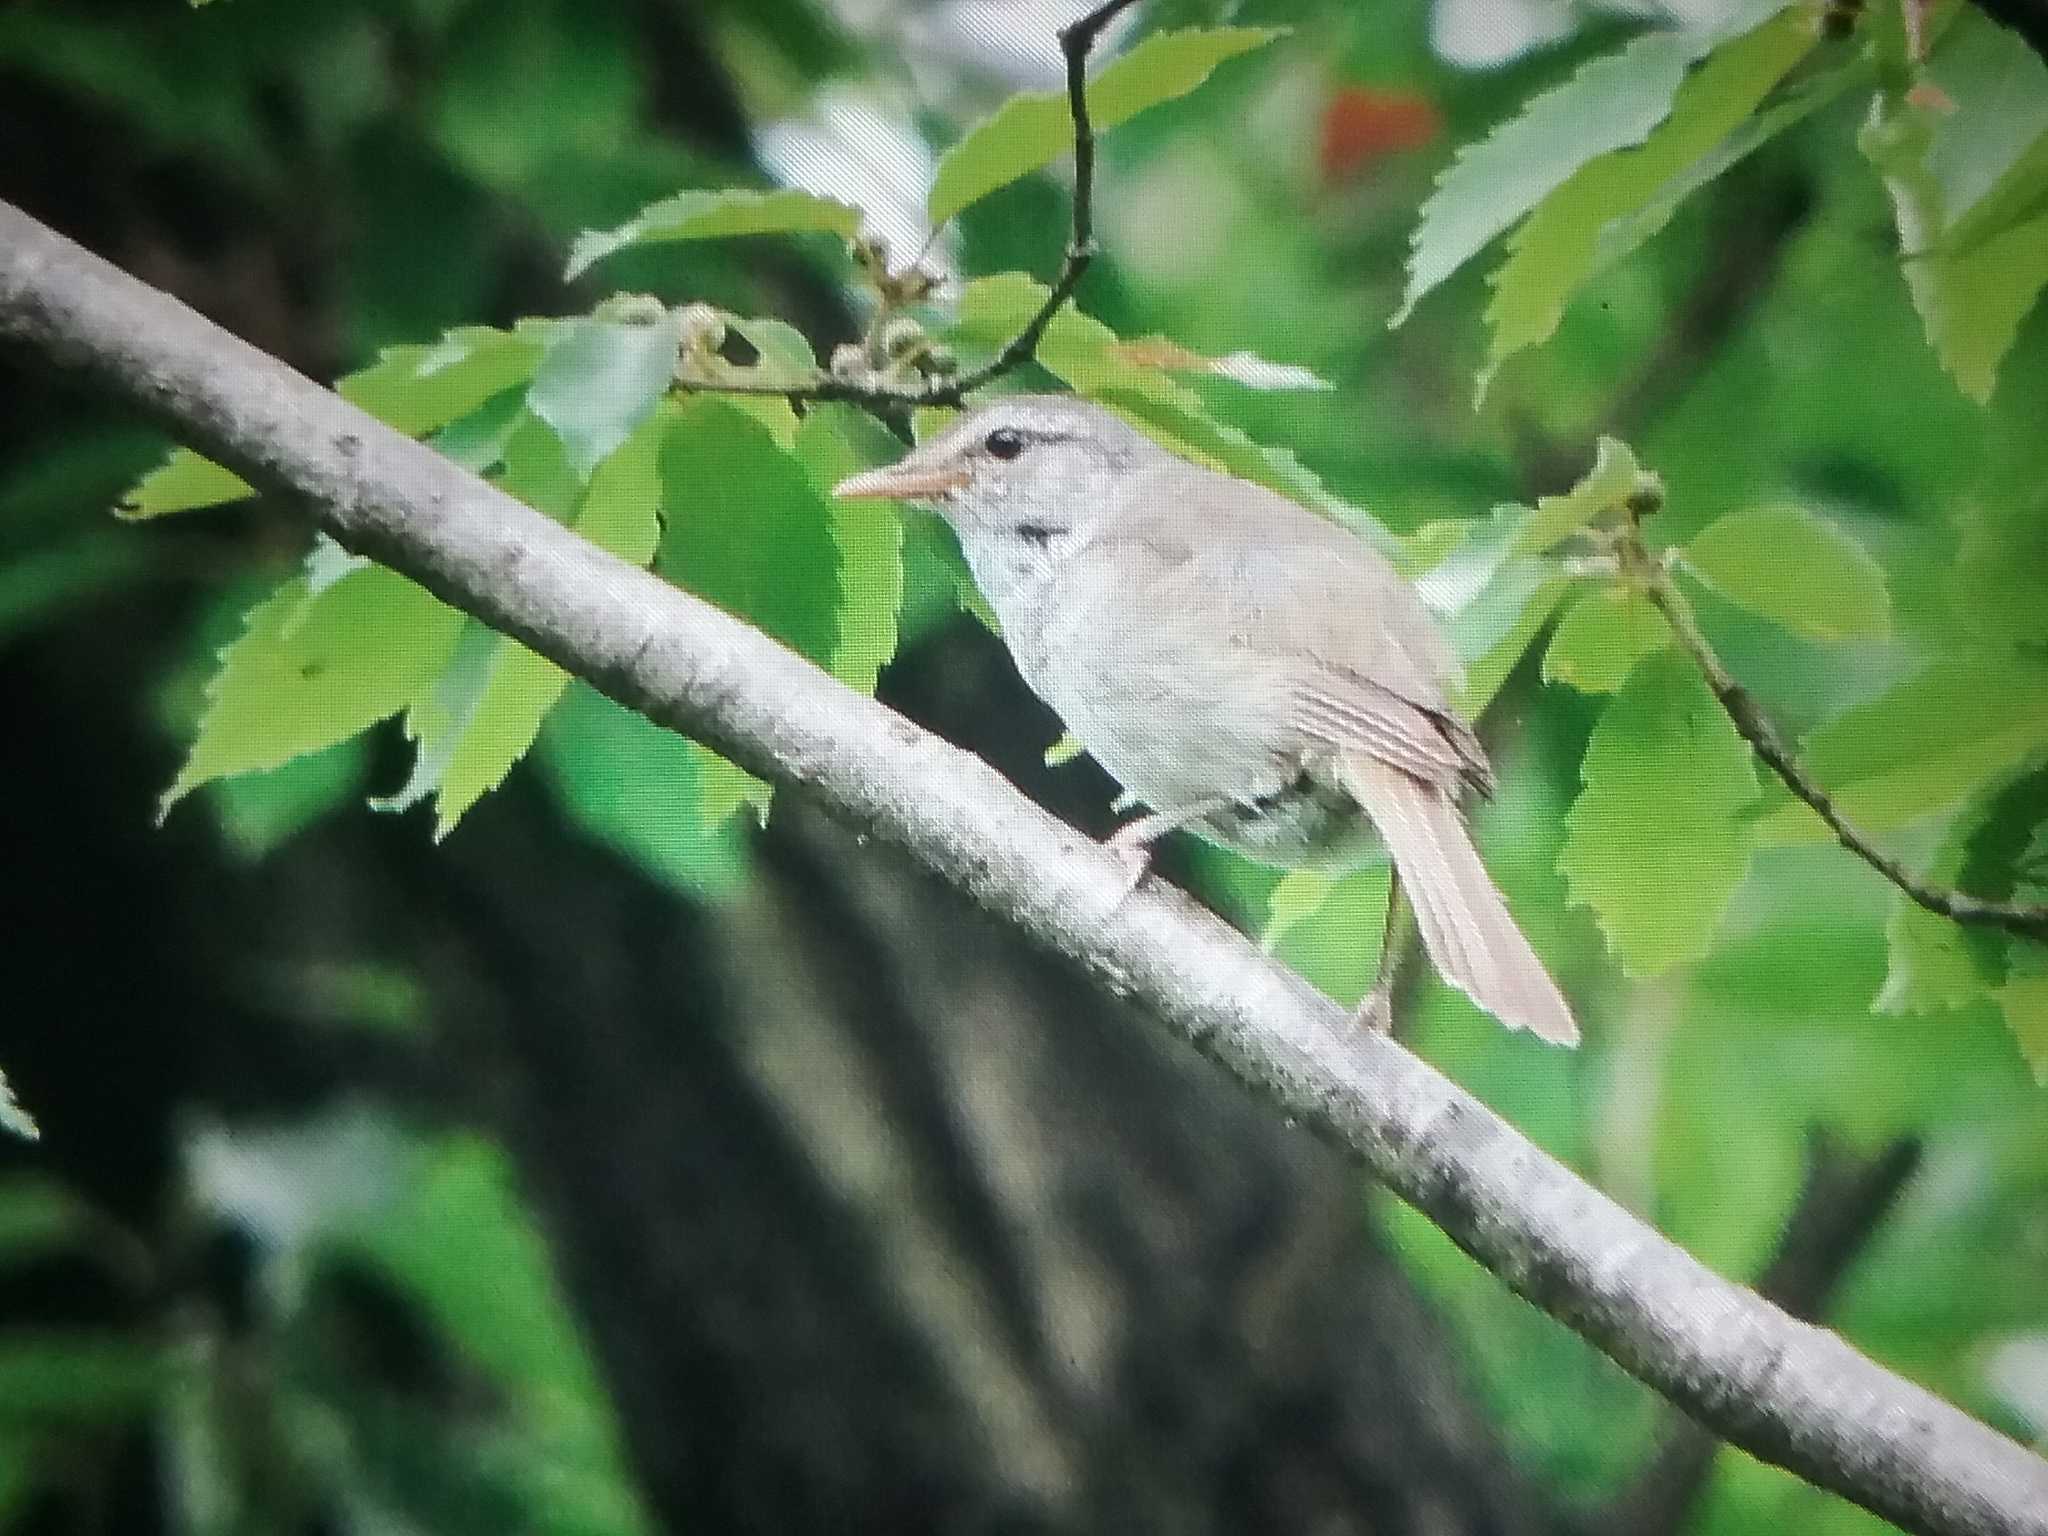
(833, 393, 1576, 1045)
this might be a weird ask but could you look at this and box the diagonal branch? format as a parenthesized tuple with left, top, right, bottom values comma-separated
(1593, 1132, 1924, 1536)
(3, 200, 2047, 1536)
(1614, 529, 2048, 943)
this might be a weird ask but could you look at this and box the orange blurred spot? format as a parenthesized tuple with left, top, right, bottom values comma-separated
(1319, 86, 1443, 182)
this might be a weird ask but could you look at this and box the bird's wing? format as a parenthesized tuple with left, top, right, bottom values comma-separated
(1103, 464, 1492, 797)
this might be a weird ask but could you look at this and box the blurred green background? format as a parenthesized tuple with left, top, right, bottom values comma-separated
(2, 1, 2045, 1533)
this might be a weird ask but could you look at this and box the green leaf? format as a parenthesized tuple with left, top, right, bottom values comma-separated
(2000, 965, 2048, 1083)
(337, 324, 548, 436)
(1751, 656, 2048, 843)
(528, 315, 681, 480)
(1863, 70, 2048, 403)
(1949, 494, 2048, 649)
(1683, 505, 1891, 641)
(117, 448, 254, 520)
(1482, 4, 1816, 392)
(793, 404, 906, 698)
(0, 1334, 162, 1421)
(1263, 867, 1391, 1009)
(1411, 504, 1573, 713)
(927, 26, 1282, 227)
(1260, 869, 1340, 953)
(564, 187, 863, 281)
(539, 684, 748, 898)
(164, 563, 465, 815)
(1900, 209, 2048, 404)
(1558, 650, 1761, 974)
(117, 326, 545, 519)
(1875, 764, 2040, 1016)
(1923, 9, 2048, 253)
(346, 1134, 655, 1536)
(378, 416, 663, 836)
(210, 738, 369, 859)
(429, 386, 530, 473)
(1515, 435, 1647, 554)
(1544, 587, 1672, 692)
(1393, 0, 1790, 326)
(1590, 53, 1871, 276)
(658, 397, 843, 828)
(0, 1177, 87, 1260)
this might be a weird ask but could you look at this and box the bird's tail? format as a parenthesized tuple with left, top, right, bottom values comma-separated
(1337, 751, 1578, 1046)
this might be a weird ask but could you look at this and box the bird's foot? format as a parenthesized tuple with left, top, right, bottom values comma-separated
(1352, 985, 1394, 1036)
(1102, 826, 1157, 906)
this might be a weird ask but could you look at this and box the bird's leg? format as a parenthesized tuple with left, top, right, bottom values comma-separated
(1103, 797, 1232, 899)
(1353, 867, 1411, 1034)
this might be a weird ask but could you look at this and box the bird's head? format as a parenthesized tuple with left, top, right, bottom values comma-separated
(832, 394, 1156, 549)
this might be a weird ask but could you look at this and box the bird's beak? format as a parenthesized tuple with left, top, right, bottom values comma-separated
(832, 461, 969, 502)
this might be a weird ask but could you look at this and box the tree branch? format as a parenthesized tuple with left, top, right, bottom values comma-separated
(4, 200, 2047, 1536)
(1595, 1132, 1924, 1536)
(1614, 527, 2048, 943)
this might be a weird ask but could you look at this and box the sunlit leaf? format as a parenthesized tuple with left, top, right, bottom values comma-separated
(1591, 52, 1870, 275)
(1514, 436, 1647, 554)
(164, 563, 465, 816)
(528, 315, 681, 479)
(1863, 68, 2048, 404)
(1900, 210, 2048, 405)
(1393, 0, 1791, 326)
(337, 324, 549, 436)
(564, 188, 862, 281)
(1922, 9, 2048, 254)
(378, 415, 664, 836)
(1543, 587, 1671, 693)
(1482, 5, 1816, 394)
(118, 449, 253, 520)
(1683, 505, 1891, 641)
(123, 324, 551, 520)
(927, 27, 1283, 227)
(1558, 651, 1761, 974)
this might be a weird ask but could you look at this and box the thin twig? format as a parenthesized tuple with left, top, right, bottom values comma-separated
(672, 0, 1140, 413)
(1613, 526, 2048, 943)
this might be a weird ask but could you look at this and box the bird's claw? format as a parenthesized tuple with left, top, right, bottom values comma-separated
(1352, 985, 1394, 1036)
(1111, 838, 1152, 891)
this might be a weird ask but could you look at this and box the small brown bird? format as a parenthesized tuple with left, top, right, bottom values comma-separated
(835, 394, 1576, 1045)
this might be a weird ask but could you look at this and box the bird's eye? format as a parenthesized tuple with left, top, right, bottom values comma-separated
(983, 428, 1026, 461)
